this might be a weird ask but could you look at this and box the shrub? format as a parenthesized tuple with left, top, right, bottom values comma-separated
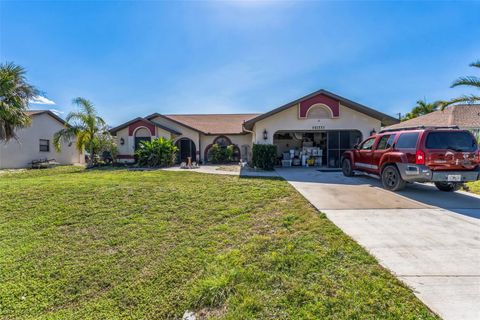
(135, 137, 178, 167)
(252, 144, 277, 170)
(209, 144, 234, 163)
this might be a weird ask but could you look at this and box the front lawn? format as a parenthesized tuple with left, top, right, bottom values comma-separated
(0, 167, 437, 319)
(467, 180, 480, 195)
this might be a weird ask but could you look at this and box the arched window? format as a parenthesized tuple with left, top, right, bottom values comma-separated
(213, 136, 231, 147)
(134, 127, 152, 150)
(306, 105, 332, 119)
(205, 136, 240, 162)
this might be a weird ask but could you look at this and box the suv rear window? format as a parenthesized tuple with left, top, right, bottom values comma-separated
(396, 132, 419, 149)
(426, 131, 477, 152)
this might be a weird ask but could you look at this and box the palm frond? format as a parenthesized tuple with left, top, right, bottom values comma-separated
(451, 76, 480, 89)
(0, 62, 38, 141)
(76, 130, 92, 152)
(437, 95, 480, 110)
(72, 97, 95, 115)
(469, 60, 480, 68)
(53, 126, 79, 152)
(65, 111, 89, 125)
(96, 116, 106, 127)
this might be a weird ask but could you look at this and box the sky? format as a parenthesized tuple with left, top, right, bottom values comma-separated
(1, 1, 479, 126)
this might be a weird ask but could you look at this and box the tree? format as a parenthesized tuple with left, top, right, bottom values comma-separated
(439, 60, 480, 109)
(54, 97, 108, 167)
(402, 99, 438, 121)
(0, 62, 39, 141)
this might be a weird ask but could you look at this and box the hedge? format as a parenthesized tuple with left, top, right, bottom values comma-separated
(252, 144, 277, 170)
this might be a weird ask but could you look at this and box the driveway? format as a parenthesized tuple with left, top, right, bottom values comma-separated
(276, 167, 480, 320)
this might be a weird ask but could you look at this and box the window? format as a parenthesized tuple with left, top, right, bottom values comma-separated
(376, 134, 395, 150)
(214, 136, 230, 147)
(426, 131, 477, 152)
(39, 139, 50, 152)
(307, 105, 331, 119)
(396, 132, 419, 149)
(360, 138, 375, 150)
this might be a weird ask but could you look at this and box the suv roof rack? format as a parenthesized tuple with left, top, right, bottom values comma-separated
(379, 125, 459, 133)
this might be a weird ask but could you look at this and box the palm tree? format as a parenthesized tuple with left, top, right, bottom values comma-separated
(402, 99, 438, 121)
(0, 62, 38, 141)
(54, 97, 107, 167)
(439, 60, 480, 109)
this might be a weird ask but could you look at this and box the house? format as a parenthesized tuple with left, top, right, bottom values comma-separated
(0, 110, 84, 169)
(110, 89, 398, 168)
(385, 104, 480, 139)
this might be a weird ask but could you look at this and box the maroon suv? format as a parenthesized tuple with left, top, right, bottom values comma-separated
(341, 127, 480, 191)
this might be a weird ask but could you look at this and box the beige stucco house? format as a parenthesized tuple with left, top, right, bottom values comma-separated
(110, 89, 398, 168)
(0, 110, 84, 169)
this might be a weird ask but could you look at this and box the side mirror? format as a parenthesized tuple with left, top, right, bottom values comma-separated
(353, 144, 359, 150)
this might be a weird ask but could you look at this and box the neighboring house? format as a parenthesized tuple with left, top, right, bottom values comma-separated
(385, 104, 480, 139)
(0, 110, 84, 169)
(110, 89, 398, 168)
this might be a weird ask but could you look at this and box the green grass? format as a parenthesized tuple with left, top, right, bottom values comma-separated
(467, 180, 480, 195)
(0, 167, 437, 319)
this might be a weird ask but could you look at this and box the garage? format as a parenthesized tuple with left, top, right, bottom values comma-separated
(273, 130, 362, 168)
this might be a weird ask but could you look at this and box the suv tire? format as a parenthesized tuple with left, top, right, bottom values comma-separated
(434, 182, 462, 192)
(342, 158, 354, 177)
(381, 165, 406, 191)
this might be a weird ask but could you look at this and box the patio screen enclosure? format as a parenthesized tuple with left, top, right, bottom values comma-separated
(273, 130, 362, 168)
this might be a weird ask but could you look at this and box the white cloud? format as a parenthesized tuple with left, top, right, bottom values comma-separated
(30, 95, 56, 105)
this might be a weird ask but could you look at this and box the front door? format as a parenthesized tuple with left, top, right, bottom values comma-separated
(177, 139, 196, 163)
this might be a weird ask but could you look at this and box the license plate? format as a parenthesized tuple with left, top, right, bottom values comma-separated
(447, 174, 462, 182)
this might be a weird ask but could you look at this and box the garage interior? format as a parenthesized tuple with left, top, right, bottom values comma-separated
(273, 130, 362, 168)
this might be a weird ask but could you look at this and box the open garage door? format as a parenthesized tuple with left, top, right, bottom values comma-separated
(273, 130, 362, 168)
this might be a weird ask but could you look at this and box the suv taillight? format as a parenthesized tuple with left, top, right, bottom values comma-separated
(416, 150, 425, 165)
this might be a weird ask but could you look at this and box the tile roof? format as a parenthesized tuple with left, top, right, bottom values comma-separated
(385, 104, 480, 130)
(162, 113, 261, 134)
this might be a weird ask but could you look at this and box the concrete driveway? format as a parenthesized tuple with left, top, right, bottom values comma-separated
(276, 167, 480, 320)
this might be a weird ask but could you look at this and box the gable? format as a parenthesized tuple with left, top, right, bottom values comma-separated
(244, 89, 399, 129)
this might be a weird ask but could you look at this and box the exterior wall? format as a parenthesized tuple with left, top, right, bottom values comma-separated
(115, 124, 173, 163)
(151, 116, 201, 160)
(200, 134, 252, 162)
(116, 127, 135, 162)
(0, 113, 84, 169)
(252, 103, 381, 144)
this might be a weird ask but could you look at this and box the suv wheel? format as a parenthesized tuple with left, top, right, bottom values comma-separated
(342, 159, 354, 177)
(381, 165, 406, 191)
(434, 182, 462, 192)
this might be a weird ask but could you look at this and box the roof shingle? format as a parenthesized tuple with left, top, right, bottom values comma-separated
(162, 114, 261, 134)
(385, 104, 480, 130)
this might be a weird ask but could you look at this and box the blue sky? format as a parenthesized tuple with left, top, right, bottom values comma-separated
(1, 1, 479, 126)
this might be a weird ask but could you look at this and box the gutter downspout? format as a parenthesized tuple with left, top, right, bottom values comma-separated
(242, 121, 255, 163)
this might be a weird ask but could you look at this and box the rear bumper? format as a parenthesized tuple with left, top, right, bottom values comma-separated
(396, 163, 480, 183)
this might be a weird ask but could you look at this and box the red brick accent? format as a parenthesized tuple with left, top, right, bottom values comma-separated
(299, 93, 340, 118)
(128, 119, 155, 136)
